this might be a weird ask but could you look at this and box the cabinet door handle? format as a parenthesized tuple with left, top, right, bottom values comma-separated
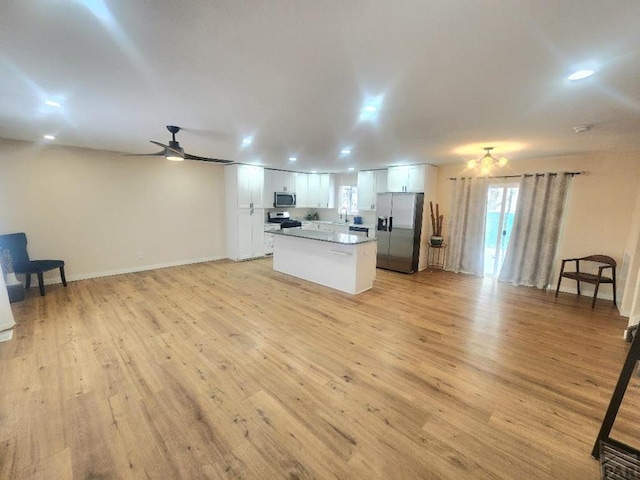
(328, 250, 351, 256)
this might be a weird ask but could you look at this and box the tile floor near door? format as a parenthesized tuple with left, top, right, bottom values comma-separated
(0, 258, 637, 479)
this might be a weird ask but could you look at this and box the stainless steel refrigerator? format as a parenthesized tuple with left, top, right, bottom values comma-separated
(376, 192, 424, 273)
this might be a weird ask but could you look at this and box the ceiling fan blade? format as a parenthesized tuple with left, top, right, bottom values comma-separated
(184, 153, 234, 164)
(150, 140, 170, 149)
(123, 150, 167, 157)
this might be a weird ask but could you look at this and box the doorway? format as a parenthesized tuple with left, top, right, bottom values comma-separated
(484, 185, 519, 277)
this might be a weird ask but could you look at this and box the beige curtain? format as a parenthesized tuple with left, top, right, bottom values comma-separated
(445, 177, 488, 276)
(498, 173, 571, 288)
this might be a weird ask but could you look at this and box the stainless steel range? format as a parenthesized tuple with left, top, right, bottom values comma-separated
(268, 211, 302, 229)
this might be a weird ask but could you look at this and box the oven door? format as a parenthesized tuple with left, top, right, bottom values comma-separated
(274, 192, 296, 207)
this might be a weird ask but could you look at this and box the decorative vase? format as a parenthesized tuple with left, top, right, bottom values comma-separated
(430, 236, 443, 246)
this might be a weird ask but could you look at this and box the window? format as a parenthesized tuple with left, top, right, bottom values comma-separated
(339, 186, 358, 215)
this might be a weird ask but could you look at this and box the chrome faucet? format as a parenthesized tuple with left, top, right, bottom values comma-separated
(339, 207, 349, 223)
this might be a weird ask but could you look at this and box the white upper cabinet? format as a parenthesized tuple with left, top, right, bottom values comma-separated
(263, 169, 273, 207)
(407, 165, 425, 192)
(320, 174, 335, 209)
(386, 166, 407, 192)
(387, 165, 426, 193)
(271, 170, 295, 193)
(357, 171, 376, 211)
(307, 173, 321, 208)
(358, 170, 388, 210)
(306, 173, 335, 209)
(234, 164, 264, 208)
(375, 169, 388, 194)
(294, 173, 308, 208)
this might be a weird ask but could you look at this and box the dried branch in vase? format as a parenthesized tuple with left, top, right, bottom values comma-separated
(429, 202, 443, 237)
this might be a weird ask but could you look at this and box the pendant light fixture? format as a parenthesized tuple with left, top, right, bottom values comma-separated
(467, 147, 508, 175)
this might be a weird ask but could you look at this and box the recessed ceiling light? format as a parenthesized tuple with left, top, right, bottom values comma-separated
(359, 96, 384, 121)
(45, 100, 62, 108)
(288, 156, 297, 162)
(567, 69, 595, 81)
(43, 134, 55, 140)
(311, 170, 317, 174)
(242, 136, 253, 146)
(341, 148, 352, 155)
(348, 167, 355, 171)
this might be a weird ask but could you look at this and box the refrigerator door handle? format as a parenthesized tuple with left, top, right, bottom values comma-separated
(389, 216, 393, 232)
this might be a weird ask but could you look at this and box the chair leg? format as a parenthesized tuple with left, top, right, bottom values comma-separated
(592, 282, 600, 309)
(25, 274, 31, 289)
(555, 276, 562, 298)
(576, 280, 581, 296)
(37, 273, 45, 296)
(60, 266, 67, 287)
(613, 277, 618, 307)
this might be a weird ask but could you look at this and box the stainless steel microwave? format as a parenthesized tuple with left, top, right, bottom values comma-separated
(274, 192, 296, 207)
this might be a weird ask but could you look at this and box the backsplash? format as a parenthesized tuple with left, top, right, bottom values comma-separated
(265, 206, 378, 225)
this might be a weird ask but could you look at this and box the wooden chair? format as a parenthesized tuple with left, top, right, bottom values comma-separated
(555, 255, 617, 308)
(0, 232, 67, 296)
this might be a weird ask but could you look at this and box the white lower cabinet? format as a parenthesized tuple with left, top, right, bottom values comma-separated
(318, 223, 335, 233)
(264, 225, 280, 255)
(232, 208, 265, 260)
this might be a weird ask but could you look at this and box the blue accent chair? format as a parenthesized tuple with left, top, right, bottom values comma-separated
(0, 232, 67, 296)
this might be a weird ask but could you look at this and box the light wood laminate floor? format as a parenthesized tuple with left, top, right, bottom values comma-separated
(1, 258, 638, 479)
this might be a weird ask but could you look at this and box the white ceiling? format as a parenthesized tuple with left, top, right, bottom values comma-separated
(1, 1, 640, 172)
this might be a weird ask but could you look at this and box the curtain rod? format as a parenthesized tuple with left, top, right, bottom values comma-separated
(448, 171, 588, 180)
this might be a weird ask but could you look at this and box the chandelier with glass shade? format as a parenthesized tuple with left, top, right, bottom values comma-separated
(467, 147, 508, 175)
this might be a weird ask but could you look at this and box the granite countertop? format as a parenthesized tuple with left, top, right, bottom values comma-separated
(299, 219, 375, 228)
(271, 228, 377, 245)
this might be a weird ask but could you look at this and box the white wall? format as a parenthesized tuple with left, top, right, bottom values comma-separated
(435, 151, 640, 302)
(0, 273, 16, 333)
(0, 138, 226, 283)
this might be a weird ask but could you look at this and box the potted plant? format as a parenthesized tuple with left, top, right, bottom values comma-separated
(429, 202, 444, 246)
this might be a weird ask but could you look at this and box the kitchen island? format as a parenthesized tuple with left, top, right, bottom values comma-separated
(271, 229, 377, 294)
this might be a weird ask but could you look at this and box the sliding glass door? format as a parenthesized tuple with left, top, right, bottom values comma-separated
(484, 185, 519, 277)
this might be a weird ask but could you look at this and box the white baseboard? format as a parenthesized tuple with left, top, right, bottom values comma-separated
(28, 256, 226, 286)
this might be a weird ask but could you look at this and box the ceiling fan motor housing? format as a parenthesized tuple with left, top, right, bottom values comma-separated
(168, 140, 184, 155)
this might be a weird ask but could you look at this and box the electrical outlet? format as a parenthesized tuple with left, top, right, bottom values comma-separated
(137, 252, 144, 260)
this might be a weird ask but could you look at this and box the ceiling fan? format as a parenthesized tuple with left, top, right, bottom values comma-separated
(126, 125, 233, 164)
